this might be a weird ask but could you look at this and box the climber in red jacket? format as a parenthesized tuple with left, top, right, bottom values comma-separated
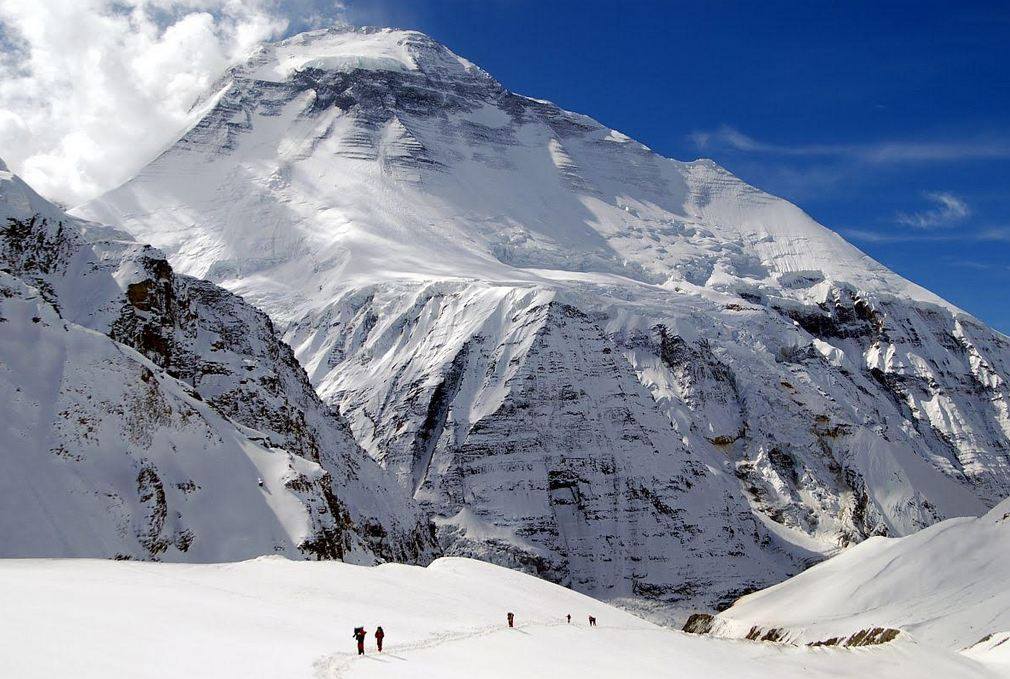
(353, 627, 367, 655)
(375, 626, 385, 652)
(507, 611, 515, 628)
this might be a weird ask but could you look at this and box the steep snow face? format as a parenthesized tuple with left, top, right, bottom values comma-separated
(1, 557, 1004, 679)
(0, 162, 124, 329)
(1, 166, 436, 564)
(0, 273, 318, 559)
(77, 26, 1010, 610)
(75, 28, 940, 309)
(710, 498, 1010, 653)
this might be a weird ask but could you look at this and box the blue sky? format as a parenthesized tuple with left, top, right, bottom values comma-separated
(333, 0, 1010, 333)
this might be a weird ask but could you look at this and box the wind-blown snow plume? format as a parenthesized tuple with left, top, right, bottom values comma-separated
(0, 0, 343, 206)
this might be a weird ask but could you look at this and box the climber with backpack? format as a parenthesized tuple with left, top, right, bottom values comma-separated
(353, 626, 367, 655)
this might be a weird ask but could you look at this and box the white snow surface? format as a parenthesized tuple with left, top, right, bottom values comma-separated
(0, 556, 1005, 679)
(713, 497, 1010, 653)
(242, 27, 479, 82)
(0, 273, 315, 559)
(75, 28, 945, 309)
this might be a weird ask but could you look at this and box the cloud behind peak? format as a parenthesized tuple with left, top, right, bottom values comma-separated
(0, 0, 345, 206)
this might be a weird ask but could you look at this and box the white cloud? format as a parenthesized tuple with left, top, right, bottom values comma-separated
(841, 228, 957, 244)
(896, 192, 971, 229)
(978, 227, 1010, 242)
(689, 125, 1010, 164)
(688, 126, 768, 153)
(947, 259, 992, 270)
(842, 223, 1010, 246)
(0, 0, 344, 206)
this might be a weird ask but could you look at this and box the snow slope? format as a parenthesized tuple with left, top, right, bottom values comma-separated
(710, 497, 1010, 652)
(0, 273, 319, 559)
(0, 556, 1003, 679)
(77, 25, 1010, 611)
(1, 162, 436, 563)
(77, 29, 940, 306)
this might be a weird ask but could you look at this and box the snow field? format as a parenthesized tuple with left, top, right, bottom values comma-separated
(0, 556, 1004, 679)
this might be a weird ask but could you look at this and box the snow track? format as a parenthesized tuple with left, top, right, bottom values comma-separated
(314, 621, 569, 678)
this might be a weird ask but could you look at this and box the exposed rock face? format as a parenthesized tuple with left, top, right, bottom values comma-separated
(736, 624, 903, 646)
(0, 163, 436, 564)
(99, 247, 436, 563)
(279, 277, 1001, 612)
(682, 614, 716, 635)
(408, 300, 797, 601)
(75, 27, 1010, 611)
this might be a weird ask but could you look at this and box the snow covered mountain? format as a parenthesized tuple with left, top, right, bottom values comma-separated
(0, 158, 435, 563)
(76, 26, 1010, 611)
(0, 271, 327, 560)
(706, 496, 1010, 659)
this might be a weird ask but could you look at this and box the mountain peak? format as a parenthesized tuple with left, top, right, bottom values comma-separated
(80, 22, 959, 315)
(242, 25, 487, 84)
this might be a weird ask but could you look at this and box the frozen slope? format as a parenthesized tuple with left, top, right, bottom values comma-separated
(78, 26, 1010, 611)
(710, 497, 1010, 652)
(76, 29, 941, 306)
(0, 556, 1003, 679)
(0, 273, 320, 559)
(1, 162, 436, 563)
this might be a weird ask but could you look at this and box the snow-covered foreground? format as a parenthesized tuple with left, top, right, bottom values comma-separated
(0, 557, 1003, 678)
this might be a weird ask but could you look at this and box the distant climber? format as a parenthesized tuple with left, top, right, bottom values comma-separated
(353, 627, 367, 655)
(566, 614, 571, 624)
(588, 615, 597, 627)
(375, 626, 384, 652)
(257, 477, 263, 487)
(507, 612, 515, 628)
